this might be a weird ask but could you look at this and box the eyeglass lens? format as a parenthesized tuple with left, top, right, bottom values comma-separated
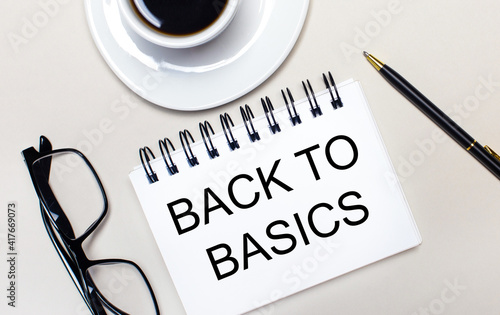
(86, 262, 158, 314)
(32, 151, 105, 240)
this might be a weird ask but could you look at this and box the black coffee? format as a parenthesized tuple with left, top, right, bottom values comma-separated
(131, 0, 229, 36)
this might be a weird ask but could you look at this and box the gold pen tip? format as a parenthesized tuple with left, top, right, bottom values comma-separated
(363, 52, 384, 71)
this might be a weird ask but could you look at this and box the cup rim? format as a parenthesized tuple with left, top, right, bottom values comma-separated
(118, 0, 240, 49)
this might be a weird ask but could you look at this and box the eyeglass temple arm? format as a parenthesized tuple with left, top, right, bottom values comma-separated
(33, 136, 77, 239)
(38, 137, 93, 309)
(38, 136, 105, 315)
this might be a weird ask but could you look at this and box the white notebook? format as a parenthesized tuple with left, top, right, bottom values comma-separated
(129, 78, 421, 315)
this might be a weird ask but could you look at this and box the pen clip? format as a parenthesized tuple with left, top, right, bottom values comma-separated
(485, 145, 500, 162)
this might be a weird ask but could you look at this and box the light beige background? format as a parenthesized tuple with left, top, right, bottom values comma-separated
(1, 0, 500, 314)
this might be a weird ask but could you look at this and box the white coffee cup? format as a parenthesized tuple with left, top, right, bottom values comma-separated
(118, 0, 240, 49)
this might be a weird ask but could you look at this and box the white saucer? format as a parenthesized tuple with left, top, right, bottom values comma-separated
(84, 0, 309, 111)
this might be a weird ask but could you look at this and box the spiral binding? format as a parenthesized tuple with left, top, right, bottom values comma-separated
(220, 112, 240, 151)
(261, 96, 281, 134)
(179, 129, 199, 167)
(302, 79, 322, 117)
(139, 71, 343, 183)
(323, 71, 343, 109)
(139, 146, 158, 183)
(199, 120, 219, 159)
(159, 137, 178, 175)
(281, 87, 301, 126)
(240, 104, 260, 142)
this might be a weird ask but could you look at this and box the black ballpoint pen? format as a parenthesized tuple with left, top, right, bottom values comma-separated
(363, 51, 500, 181)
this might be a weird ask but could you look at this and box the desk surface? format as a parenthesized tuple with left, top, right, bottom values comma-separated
(1, 1, 500, 314)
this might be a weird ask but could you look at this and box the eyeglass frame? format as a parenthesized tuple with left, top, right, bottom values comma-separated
(22, 136, 160, 315)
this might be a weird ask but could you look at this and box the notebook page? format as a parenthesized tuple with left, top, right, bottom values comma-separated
(129, 80, 421, 315)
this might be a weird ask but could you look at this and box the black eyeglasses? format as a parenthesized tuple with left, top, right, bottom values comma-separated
(22, 136, 160, 315)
